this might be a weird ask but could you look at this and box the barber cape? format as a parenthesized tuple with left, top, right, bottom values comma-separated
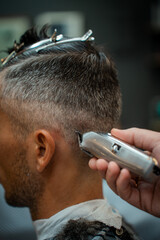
(33, 199, 138, 240)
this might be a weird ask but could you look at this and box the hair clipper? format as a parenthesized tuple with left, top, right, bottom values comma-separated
(77, 131, 160, 180)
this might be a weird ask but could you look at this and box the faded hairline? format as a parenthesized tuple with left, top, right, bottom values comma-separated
(0, 93, 117, 142)
(0, 50, 121, 151)
(0, 96, 120, 167)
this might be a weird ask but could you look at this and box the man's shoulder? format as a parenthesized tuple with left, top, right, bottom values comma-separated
(44, 218, 138, 240)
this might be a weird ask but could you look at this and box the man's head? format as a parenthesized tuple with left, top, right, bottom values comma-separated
(0, 27, 121, 216)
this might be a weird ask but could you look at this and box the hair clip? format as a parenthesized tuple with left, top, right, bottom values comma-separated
(1, 51, 16, 65)
(1, 42, 24, 65)
(1, 29, 94, 66)
(14, 41, 24, 51)
(35, 29, 94, 52)
(51, 29, 57, 42)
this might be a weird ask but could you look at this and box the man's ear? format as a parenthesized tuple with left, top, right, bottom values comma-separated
(34, 130, 55, 173)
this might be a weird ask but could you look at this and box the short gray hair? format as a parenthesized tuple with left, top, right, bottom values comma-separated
(0, 33, 121, 150)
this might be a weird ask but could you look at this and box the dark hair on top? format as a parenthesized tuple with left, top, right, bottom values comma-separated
(0, 26, 121, 159)
(7, 25, 49, 55)
(3, 26, 99, 68)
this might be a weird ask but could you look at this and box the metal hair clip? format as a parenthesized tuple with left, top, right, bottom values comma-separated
(1, 42, 24, 66)
(1, 29, 94, 66)
(35, 29, 94, 52)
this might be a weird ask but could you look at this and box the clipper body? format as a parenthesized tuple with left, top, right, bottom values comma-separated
(78, 131, 160, 180)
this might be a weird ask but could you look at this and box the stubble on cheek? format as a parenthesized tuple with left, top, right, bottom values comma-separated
(5, 149, 45, 213)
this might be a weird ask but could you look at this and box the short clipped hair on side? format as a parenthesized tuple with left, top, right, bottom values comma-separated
(0, 27, 121, 155)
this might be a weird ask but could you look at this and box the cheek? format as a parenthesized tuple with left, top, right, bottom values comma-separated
(0, 141, 23, 185)
(25, 140, 38, 171)
(2, 148, 28, 192)
(0, 147, 14, 179)
(4, 149, 45, 208)
(24, 150, 35, 173)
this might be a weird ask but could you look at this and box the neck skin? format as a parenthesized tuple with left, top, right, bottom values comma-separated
(30, 136, 103, 221)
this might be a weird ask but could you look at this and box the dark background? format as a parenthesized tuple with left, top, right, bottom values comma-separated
(0, 0, 160, 240)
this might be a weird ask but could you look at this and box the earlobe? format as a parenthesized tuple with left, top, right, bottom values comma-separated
(34, 130, 55, 173)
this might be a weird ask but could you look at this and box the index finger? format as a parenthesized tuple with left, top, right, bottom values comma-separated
(111, 127, 160, 153)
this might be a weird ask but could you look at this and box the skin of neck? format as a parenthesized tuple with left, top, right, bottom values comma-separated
(30, 132, 103, 221)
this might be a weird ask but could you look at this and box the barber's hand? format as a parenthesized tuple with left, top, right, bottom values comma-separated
(89, 128, 160, 217)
